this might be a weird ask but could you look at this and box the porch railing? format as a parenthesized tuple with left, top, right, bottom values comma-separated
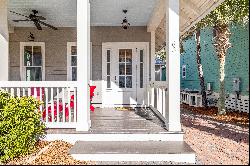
(147, 81, 168, 118)
(0, 81, 78, 128)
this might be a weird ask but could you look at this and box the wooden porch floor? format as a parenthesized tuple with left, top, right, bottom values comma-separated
(46, 107, 171, 134)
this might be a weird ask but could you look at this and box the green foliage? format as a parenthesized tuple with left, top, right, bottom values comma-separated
(181, 0, 249, 40)
(0, 90, 46, 163)
(156, 48, 167, 61)
(198, 0, 249, 28)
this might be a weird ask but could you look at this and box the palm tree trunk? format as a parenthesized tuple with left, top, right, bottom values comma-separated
(213, 25, 231, 115)
(195, 29, 207, 107)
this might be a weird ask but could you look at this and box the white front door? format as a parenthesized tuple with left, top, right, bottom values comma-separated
(102, 42, 148, 107)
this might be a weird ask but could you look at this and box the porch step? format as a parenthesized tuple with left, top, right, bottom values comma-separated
(44, 133, 184, 144)
(69, 141, 196, 163)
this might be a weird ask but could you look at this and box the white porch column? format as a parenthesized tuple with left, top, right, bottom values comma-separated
(150, 31, 155, 82)
(165, 0, 181, 131)
(0, 0, 9, 81)
(149, 31, 155, 106)
(76, 0, 90, 131)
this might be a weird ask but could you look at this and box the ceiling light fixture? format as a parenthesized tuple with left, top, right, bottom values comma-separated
(121, 9, 130, 30)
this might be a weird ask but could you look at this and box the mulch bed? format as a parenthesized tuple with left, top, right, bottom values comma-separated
(6, 141, 95, 165)
(6, 141, 50, 165)
(181, 104, 249, 127)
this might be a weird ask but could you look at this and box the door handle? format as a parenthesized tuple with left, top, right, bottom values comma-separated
(115, 76, 117, 81)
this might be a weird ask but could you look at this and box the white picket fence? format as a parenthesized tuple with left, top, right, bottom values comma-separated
(180, 91, 249, 113)
(0, 81, 78, 128)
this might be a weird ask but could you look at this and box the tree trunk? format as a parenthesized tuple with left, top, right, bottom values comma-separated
(213, 25, 231, 115)
(195, 29, 207, 107)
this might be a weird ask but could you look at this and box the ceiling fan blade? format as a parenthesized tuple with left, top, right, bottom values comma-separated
(10, 10, 30, 19)
(36, 16, 46, 20)
(34, 21, 42, 30)
(38, 20, 58, 30)
(13, 19, 31, 22)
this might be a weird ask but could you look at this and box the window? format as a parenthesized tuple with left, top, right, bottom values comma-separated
(67, 42, 77, 81)
(20, 42, 45, 81)
(182, 65, 186, 79)
(119, 49, 132, 88)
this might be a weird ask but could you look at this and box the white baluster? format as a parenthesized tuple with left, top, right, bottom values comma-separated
(151, 87, 154, 107)
(39, 88, 43, 112)
(28, 88, 31, 97)
(163, 88, 166, 118)
(17, 88, 21, 98)
(51, 88, 54, 123)
(159, 88, 163, 114)
(10, 88, 15, 97)
(34, 87, 37, 99)
(57, 88, 59, 122)
(62, 88, 65, 123)
(157, 88, 160, 111)
(22, 88, 26, 96)
(68, 87, 71, 122)
(74, 87, 77, 123)
(45, 88, 49, 122)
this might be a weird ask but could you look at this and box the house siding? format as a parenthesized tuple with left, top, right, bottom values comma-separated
(9, 26, 151, 104)
(91, 26, 151, 80)
(180, 24, 249, 96)
(90, 26, 151, 104)
(9, 27, 77, 81)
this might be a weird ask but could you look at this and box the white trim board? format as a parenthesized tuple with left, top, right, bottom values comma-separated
(43, 133, 184, 144)
(71, 154, 196, 163)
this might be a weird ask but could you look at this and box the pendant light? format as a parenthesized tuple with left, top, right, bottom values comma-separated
(121, 9, 130, 29)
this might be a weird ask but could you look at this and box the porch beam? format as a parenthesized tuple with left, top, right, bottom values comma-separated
(181, 0, 200, 15)
(165, 0, 181, 132)
(76, 0, 91, 131)
(147, 0, 165, 32)
(0, 0, 9, 81)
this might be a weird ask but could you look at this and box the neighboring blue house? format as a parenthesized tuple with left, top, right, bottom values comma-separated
(180, 24, 249, 96)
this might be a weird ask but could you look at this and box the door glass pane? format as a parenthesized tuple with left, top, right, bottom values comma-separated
(119, 49, 126, 62)
(71, 46, 77, 55)
(126, 49, 132, 63)
(33, 46, 42, 66)
(140, 50, 143, 62)
(107, 63, 110, 75)
(126, 76, 132, 88)
(72, 67, 77, 81)
(119, 76, 125, 88)
(107, 76, 111, 88)
(71, 56, 77, 66)
(24, 46, 32, 66)
(26, 67, 42, 81)
(140, 64, 143, 88)
(107, 50, 110, 62)
(119, 63, 125, 75)
(126, 64, 132, 75)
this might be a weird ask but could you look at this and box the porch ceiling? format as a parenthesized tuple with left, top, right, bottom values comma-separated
(8, 0, 77, 28)
(90, 0, 157, 26)
(148, 0, 225, 51)
(8, 0, 156, 28)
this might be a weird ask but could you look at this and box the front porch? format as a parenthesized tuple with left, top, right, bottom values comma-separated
(0, 0, 226, 163)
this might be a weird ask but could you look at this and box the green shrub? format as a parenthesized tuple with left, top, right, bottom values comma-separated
(0, 90, 46, 163)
